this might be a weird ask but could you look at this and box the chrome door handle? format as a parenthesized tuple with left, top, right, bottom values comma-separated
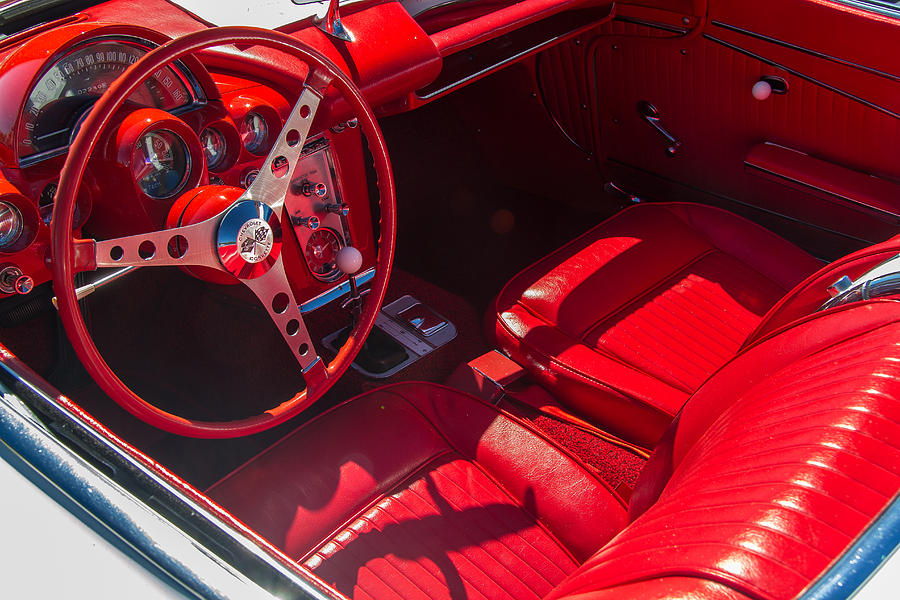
(638, 101, 681, 156)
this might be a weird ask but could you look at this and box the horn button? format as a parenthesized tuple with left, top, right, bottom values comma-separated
(217, 200, 282, 279)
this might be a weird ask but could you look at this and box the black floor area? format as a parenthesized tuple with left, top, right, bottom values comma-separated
(380, 78, 616, 313)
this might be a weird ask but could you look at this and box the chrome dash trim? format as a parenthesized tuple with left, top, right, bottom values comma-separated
(615, 16, 688, 35)
(704, 34, 900, 121)
(299, 267, 375, 313)
(418, 39, 563, 99)
(711, 20, 900, 83)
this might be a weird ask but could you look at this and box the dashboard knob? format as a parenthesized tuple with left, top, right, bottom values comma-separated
(292, 215, 320, 230)
(324, 203, 349, 216)
(13, 274, 33, 295)
(336, 245, 362, 275)
(299, 181, 327, 197)
(241, 169, 259, 188)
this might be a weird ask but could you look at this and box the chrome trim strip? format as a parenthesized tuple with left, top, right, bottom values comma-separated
(743, 160, 900, 224)
(0, 385, 273, 598)
(799, 494, 900, 599)
(834, 0, 900, 20)
(819, 253, 900, 310)
(704, 34, 900, 121)
(300, 356, 324, 374)
(710, 20, 900, 83)
(401, 0, 481, 18)
(417, 16, 602, 100)
(299, 267, 375, 313)
(605, 158, 875, 246)
(615, 16, 688, 35)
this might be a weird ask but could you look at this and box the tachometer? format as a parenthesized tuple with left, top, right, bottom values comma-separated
(19, 39, 193, 159)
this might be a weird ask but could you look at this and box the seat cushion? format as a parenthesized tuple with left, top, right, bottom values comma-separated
(489, 202, 820, 446)
(207, 383, 628, 599)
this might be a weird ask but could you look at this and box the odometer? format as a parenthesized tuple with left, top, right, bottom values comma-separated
(19, 39, 193, 159)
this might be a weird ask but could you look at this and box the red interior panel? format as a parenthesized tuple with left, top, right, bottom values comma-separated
(535, 3, 900, 254)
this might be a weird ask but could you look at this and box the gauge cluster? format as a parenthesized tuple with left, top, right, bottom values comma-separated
(18, 38, 195, 163)
(284, 139, 355, 283)
(0, 22, 377, 302)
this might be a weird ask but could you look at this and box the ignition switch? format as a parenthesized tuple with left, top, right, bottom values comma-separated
(0, 265, 33, 295)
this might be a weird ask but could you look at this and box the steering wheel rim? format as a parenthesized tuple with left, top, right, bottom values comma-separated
(51, 27, 396, 438)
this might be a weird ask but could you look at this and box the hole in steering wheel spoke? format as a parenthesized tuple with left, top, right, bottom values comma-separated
(299, 105, 311, 119)
(167, 235, 188, 259)
(272, 292, 290, 314)
(286, 129, 300, 147)
(110, 246, 124, 261)
(271, 155, 289, 178)
(298, 342, 309, 356)
(138, 241, 156, 260)
(286, 319, 300, 336)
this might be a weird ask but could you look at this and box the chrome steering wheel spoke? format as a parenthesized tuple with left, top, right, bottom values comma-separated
(93, 217, 222, 269)
(242, 258, 327, 382)
(238, 70, 332, 212)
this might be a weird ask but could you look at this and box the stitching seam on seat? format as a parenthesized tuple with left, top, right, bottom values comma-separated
(298, 448, 455, 563)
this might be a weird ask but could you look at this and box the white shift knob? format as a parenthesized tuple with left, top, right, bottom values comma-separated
(336, 245, 363, 275)
(752, 80, 772, 100)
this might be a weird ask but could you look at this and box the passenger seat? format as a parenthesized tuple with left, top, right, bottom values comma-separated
(488, 202, 894, 446)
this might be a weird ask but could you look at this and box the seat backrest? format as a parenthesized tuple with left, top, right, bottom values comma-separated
(548, 300, 900, 600)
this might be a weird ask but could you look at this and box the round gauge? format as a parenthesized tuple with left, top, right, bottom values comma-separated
(200, 127, 227, 170)
(0, 202, 23, 248)
(38, 182, 90, 229)
(304, 228, 343, 280)
(131, 130, 191, 199)
(19, 39, 193, 158)
(240, 112, 268, 154)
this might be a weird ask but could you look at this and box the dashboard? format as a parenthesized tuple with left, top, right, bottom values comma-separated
(0, 0, 614, 306)
(0, 19, 378, 305)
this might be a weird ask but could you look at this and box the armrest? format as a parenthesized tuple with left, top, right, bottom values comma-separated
(745, 142, 900, 223)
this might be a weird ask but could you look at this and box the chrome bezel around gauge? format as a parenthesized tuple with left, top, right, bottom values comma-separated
(116, 108, 204, 203)
(131, 129, 192, 200)
(304, 228, 344, 282)
(17, 34, 206, 168)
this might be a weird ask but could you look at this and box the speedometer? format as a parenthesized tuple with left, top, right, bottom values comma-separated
(19, 39, 194, 159)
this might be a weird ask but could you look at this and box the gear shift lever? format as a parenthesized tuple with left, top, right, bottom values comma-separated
(337, 245, 364, 321)
(332, 246, 408, 374)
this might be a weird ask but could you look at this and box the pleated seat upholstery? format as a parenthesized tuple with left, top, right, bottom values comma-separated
(208, 301, 900, 600)
(489, 202, 822, 446)
(208, 383, 629, 599)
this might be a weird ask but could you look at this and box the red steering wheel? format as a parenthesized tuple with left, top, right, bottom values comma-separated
(51, 27, 396, 438)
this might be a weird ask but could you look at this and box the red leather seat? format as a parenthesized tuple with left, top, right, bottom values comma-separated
(489, 202, 823, 446)
(208, 301, 900, 600)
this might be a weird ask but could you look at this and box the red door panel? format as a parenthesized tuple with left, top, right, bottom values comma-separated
(537, 0, 900, 257)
